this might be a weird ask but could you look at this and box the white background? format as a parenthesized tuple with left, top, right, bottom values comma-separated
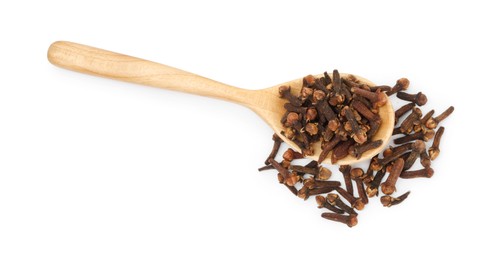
(1, 1, 495, 259)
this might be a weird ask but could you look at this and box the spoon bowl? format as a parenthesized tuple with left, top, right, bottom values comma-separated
(260, 74, 394, 165)
(48, 41, 394, 165)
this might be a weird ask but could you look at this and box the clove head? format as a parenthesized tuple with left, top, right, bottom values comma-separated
(282, 148, 303, 162)
(423, 129, 436, 140)
(306, 107, 318, 121)
(425, 118, 438, 129)
(366, 186, 378, 198)
(285, 112, 300, 127)
(346, 215, 359, 227)
(428, 147, 440, 160)
(305, 123, 319, 136)
(383, 147, 393, 157)
(282, 150, 294, 161)
(303, 74, 316, 86)
(370, 157, 383, 171)
(373, 90, 389, 108)
(350, 168, 364, 180)
(315, 195, 327, 208)
(353, 199, 365, 210)
(380, 182, 396, 196)
(297, 186, 310, 200)
(281, 160, 291, 169)
(381, 191, 410, 207)
(303, 178, 317, 189)
(278, 85, 291, 97)
(282, 127, 296, 140)
(285, 172, 300, 186)
(415, 92, 428, 106)
(380, 196, 395, 207)
(397, 78, 410, 90)
(317, 167, 332, 180)
(381, 158, 405, 195)
(313, 89, 326, 101)
(353, 130, 368, 144)
(325, 193, 340, 205)
(412, 140, 426, 153)
(301, 86, 314, 100)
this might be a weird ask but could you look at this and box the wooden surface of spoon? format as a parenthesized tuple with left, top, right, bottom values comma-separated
(47, 41, 394, 165)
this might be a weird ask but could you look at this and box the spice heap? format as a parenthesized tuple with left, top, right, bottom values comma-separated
(259, 70, 453, 227)
(278, 70, 387, 163)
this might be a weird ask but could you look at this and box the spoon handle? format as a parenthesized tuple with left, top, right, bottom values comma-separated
(47, 41, 251, 104)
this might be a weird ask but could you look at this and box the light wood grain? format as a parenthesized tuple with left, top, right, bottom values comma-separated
(47, 41, 394, 165)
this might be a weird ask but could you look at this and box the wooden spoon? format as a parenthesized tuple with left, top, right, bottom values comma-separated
(47, 41, 394, 165)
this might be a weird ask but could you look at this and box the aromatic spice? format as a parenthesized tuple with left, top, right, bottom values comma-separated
(381, 191, 411, 207)
(258, 71, 453, 227)
(321, 212, 358, 227)
(429, 127, 445, 160)
(278, 70, 386, 163)
(380, 158, 404, 195)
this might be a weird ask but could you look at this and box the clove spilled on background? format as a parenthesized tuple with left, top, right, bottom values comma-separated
(259, 70, 453, 227)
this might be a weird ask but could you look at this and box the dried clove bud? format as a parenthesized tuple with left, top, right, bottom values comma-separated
(350, 168, 365, 180)
(343, 106, 367, 144)
(393, 130, 435, 144)
(381, 191, 410, 207)
(316, 195, 345, 214)
(349, 140, 383, 159)
(380, 158, 404, 195)
(277, 173, 299, 196)
(400, 107, 422, 134)
(371, 143, 411, 171)
(339, 165, 353, 195)
(394, 102, 416, 124)
(369, 85, 392, 92)
(429, 126, 445, 160)
(288, 165, 318, 175)
(289, 165, 332, 181)
(396, 91, 428, 106)
(303, 179, 341, 189)
(366, 168, 386, 197)
(331, 139, 355, 163)
(269, 159, 299, 186)
(305, 107, 318, 122)
(264, 134, 282, 165)
(350, 168, 368, 205)
(331, 69, 343, 94)
(335, 187, 364, 210)
(305, 123, 319, 136)
(278, 85, 302, 106)
(298, 186, 337, 200)
(400, 168, 434, 179)
(386, 78, 410, 96)
(417, 109, 435, 130)
(326, 193, 357, 215)
(420, 148, 431, 168)
(351, 87, 388, 109)
(403, 140, 426, 171)
(351, 100, 380, 123)
(284, 112, 300, 128)
(318, 135, 341, 163)
(281, 160, 291, 169)
(282, 148, 303, 162)
(426, 106, 454, 129)
(317, 167, 332, 181)
(321, 212, 358, 227)
(362, 155, 377, 184)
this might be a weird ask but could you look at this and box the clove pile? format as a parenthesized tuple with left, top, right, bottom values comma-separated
(278, 70, 387, 164)
(259, 70, 453, 227)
